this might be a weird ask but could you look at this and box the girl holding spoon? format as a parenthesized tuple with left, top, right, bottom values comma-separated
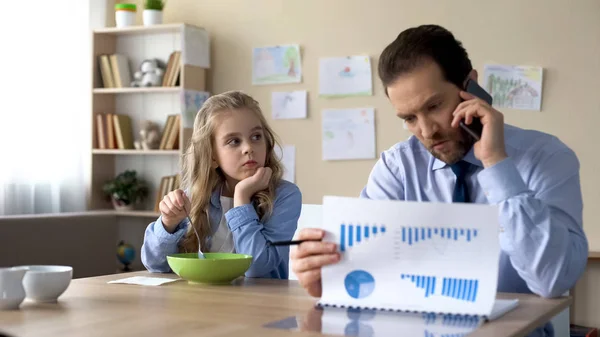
(141, 91, 301, 279)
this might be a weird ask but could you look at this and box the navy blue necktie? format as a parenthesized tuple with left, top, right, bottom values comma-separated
(451, 161, 471, 203)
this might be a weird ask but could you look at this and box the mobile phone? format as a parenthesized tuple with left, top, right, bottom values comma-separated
(459, 79, 493, 141)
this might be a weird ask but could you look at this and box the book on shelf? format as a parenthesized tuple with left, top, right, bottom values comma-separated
(98, 55, 115, 88)
(98, 54, 132, 88)
(95, 113, 134, 150)
(154, 174, 182, 212)
(159, 114, 181, 150)
(162, 51, 181, 87)
(95, 114, 106, 149)
(113, 114, 134, 149)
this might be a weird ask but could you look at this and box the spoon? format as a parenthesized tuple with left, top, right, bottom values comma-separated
(182, 205, 205, 259)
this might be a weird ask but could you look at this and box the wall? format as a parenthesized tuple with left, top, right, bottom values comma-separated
(117, 0, 600, 247)
(113, 0, 600, 328)
(572, 262, 600, 328)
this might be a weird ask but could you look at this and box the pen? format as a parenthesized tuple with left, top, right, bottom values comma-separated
(267, 239, 321, 246)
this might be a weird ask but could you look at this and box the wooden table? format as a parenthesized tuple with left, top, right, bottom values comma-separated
(0, 271, 572, 337)
(588, 251, 600, 261)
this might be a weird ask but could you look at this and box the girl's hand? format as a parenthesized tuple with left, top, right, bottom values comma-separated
(233, 167, 272, 207)
(159, 189, 191, 233)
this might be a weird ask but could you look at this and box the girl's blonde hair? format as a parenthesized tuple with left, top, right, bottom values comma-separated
(179, 90, 283, 253)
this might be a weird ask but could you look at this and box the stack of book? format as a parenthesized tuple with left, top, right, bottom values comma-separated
(158, 114, 181, 150)
(162, 51, 182, 87)
(98, 54, 132, 88)
(95, 113, 134, 149)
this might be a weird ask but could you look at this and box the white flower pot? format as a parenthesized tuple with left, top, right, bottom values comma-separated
(112, 198, 135, 211)
(115, 4, 137, 28)
(143, 9, 163, 26)
(115, 10, 136, 28)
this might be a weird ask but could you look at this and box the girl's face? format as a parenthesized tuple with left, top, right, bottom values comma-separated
(212, 108, 268, 188)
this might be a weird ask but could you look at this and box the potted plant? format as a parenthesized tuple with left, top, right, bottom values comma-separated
(143, 0, 165, 26)
(103, 170, 149, 211)
(115, 3, 137, 28)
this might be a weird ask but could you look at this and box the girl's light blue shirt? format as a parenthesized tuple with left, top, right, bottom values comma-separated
(141, 180, 301, 279)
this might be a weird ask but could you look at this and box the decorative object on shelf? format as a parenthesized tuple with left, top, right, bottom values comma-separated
(143, 0, 165, 26)
(134, 120, 161, 150)
(182, 90, 210, 128)
(117, 241, 136, 272)
(131, 59, 165, 87)
(115, 4, 137, 28)
(102, 170, 149, 211)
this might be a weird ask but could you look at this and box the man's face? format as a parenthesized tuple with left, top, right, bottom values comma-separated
(387, 60, 474, 165)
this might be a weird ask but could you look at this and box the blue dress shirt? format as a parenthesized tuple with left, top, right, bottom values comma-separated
(360, 124, 587, 337)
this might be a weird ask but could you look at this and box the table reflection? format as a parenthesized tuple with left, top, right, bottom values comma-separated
(264, 305, 484, 337)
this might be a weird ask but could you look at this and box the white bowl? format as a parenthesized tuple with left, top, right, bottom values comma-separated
(21, 265, 73, 303)
(0, 267, 27, 310)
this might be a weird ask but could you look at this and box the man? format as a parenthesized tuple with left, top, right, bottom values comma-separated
(291, 25, 588, 336)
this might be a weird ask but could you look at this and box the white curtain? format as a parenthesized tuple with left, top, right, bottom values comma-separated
(0, 1, 92, 215)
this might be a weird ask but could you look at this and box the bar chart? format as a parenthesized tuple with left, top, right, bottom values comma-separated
(441, 277, 478, 302)
(339, 223, 387, 252)
(401, 274, 479, 302)
(399, 227, 478, 245)
(401, 274, 436, 297)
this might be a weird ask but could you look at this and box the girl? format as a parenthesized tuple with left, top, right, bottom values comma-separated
(141, 90, 302, 279)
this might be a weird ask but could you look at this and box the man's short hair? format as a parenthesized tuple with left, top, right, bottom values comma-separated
(378, 24, 473, 95)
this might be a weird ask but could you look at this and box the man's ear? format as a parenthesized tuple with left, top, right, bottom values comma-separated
(468, 69, 478, 82)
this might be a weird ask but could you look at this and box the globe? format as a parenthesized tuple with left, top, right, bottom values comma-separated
(117, 241, 136, 271)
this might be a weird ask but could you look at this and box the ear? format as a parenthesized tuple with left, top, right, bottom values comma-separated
(211, 158, 219, 169)
(468, 69, 478, 82)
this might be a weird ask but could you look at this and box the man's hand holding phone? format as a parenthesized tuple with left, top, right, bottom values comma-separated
(451, 90, 508, 168)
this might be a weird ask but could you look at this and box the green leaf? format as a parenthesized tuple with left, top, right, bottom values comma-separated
(102, 170, 149, 205)
(144, 0, 165, 10)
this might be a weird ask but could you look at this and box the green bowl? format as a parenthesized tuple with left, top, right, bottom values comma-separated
(166, 253, 253, 284)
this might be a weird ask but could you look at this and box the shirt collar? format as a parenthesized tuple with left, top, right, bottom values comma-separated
(431, 146, 483, 171)
(209, 183, 222, 208)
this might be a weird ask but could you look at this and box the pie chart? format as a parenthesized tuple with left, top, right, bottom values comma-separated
(344, 270, 375, 299)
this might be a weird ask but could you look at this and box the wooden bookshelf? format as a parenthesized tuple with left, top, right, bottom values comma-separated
(93, 23, 191, 36)
(89, 23, 210, 216)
